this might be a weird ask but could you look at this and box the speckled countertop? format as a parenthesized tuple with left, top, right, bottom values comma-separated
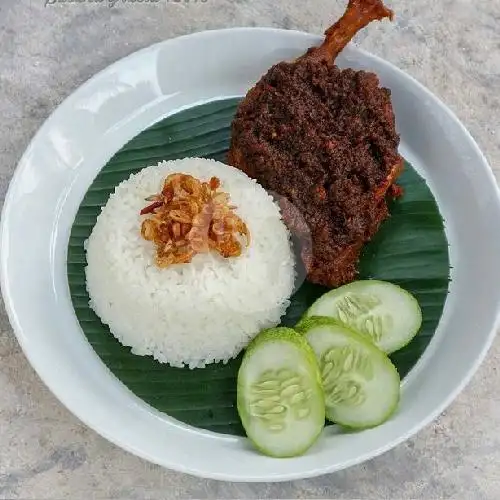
(1, 0, 500, 498)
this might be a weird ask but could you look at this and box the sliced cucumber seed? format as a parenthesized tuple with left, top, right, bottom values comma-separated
(280, 384, 301, 398)
(296, 408, 311, 419)
(269, 424, 285, 432)
(290, 391, 308, 405)
(255, 380, 280, 390)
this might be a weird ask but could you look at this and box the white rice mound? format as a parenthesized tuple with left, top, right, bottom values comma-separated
(85, 158, 296, 369)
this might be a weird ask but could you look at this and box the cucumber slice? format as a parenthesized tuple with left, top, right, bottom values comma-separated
(237, 327, 325, 458)
(303, 280, 422, 354)
(297, 317, 400, 429)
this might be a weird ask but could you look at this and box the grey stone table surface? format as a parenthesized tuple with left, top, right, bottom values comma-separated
(1, 0, 499, 498)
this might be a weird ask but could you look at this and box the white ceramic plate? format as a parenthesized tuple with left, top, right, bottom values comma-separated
(2, 28, 500, 482)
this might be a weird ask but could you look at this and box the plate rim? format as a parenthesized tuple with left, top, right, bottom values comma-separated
(2, 27, 500, 481)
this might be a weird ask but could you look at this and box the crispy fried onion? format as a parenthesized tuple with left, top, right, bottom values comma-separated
(140, 173, 250, 267)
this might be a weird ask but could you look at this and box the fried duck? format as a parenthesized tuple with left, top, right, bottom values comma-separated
(228, 0, 403, 287)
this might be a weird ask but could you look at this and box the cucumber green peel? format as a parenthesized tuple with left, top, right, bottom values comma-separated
(303, 280, 422, 354)
(237, 327, 325, 458)
(296, 317, 400, 429)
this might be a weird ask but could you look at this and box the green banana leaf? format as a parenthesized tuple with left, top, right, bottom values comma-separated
(67, 98, 449, 436)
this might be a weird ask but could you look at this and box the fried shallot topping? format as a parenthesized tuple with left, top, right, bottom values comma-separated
(140, 173, 250, 268)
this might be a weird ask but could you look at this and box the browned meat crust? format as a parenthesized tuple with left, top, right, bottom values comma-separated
(227, 0, 403, 287)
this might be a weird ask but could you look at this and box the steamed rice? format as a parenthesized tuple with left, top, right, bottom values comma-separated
(85, 158, 296, 369)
